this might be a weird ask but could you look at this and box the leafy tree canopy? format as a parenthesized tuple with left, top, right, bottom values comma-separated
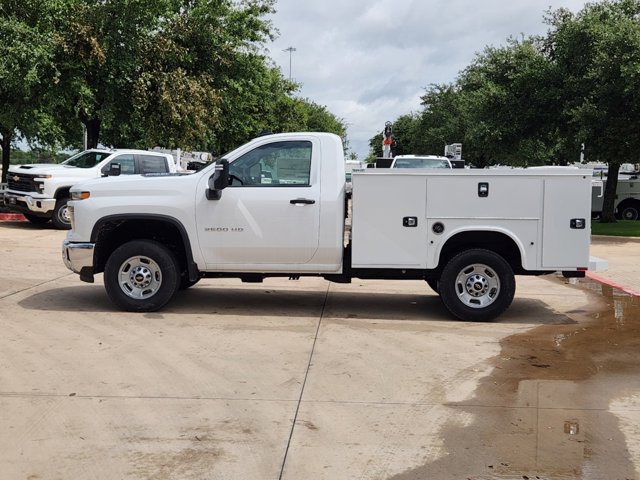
(0, 0, 347, 179)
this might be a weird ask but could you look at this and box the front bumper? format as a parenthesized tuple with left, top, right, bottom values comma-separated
(4, 192, 56, 214)
(62, 240, 96, 282)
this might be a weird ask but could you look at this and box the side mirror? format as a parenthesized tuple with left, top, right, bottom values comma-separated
(206, 159, 229, 200)
(103, 163, 121, 177)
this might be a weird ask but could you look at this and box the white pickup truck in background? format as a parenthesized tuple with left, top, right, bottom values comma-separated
(390, 155, 452, 169)
(62, 132, 604, 321)
(3, 149, 178, 229)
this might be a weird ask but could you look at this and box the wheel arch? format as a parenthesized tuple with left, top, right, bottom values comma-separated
(616, 198, 640, 220)
(91, 214, 198, 280)
(434, 228, 526, 274)
(54, 186, 71, 200)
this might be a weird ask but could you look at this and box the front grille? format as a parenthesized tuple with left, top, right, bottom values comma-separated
(7, 173, 38, 193)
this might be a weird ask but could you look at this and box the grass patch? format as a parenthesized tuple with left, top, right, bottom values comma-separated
(591, 220, 640, 237)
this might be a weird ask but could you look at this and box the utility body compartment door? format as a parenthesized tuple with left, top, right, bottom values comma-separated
(351, 174, 428, 268)
(542, 177, 591, 269)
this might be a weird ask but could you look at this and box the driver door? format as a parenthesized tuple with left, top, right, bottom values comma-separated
(195, 139, 321, 269)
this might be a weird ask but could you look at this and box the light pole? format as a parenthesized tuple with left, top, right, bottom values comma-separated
(283, 46, 296, 80)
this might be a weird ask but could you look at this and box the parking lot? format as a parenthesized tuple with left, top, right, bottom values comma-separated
(1, 220, 639, 480)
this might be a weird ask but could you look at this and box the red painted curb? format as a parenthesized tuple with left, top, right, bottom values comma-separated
(0, 213, 26, 221)
(586, 272, 640, 297)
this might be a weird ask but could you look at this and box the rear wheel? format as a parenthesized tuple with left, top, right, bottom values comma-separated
(439, 249, 515, 322)
(620, 205, 639, 221)
(104, 240, 180, 312)
(24, 214, 50, 225)
(51, 197, 71, 229)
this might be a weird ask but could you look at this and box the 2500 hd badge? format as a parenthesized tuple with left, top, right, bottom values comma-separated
(204, 227, 244, 232)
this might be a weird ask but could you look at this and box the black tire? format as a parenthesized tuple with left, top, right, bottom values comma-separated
(104, 240, 180, 312)
(439, 249, 515, 322)
(620, 205, 639, 221)
(51, 197, 71, 229)
(425, 278, 440, 295)
(24, 213, 50, 225)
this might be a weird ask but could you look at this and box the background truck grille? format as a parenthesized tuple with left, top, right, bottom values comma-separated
(7, 173, 38, 192)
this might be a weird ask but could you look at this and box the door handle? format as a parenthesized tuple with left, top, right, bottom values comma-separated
(290, 198, 316, 205)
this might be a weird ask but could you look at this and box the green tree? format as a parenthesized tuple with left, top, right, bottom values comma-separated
(51, 0, 179, 149)
(50, 0, 280, 151)
(133, 0, 280, 153)
(299, 99, 346, 136)
(0, 1, 61, 182)
(366, 132, 383, 162)
(454, 37, 563, 167)
(388, 113, 420, 156)
(1, 0, 348, 167)
(418, 84, 468, 161)
(545, 0, 640, 222)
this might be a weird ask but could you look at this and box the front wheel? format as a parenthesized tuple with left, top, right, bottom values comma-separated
(51, 197, 71, 229)
(104, 240, 180, 312)
(439, 249, 515, 322)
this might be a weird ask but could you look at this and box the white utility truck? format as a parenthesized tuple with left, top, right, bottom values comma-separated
(591, 176, 640, 220)
(4, 149, 178, 229)
(62, 133, 602, 321)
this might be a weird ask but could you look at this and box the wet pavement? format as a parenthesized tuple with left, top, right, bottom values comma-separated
(390, 276, 640, 480)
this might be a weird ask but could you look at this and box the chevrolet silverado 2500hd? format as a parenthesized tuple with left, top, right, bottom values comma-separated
(4, 149, 177, 229)
(62, 132, 604, 321)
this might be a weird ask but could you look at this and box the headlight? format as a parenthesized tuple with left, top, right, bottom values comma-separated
(35, 181, 45, 193)
(35, 174, 52, 180)
(71, 191, 90, 200)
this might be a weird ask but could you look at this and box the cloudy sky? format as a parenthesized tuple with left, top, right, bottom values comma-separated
(266, 0, 589, 159)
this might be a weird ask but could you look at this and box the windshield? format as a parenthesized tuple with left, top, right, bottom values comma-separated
(62, 151, 112, 168)
(393, 158, 450, 169)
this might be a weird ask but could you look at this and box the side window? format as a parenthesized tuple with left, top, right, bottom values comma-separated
(228, 141, 312, 187)
(138, 154, 168, 174)
(107, 154, 135, 175)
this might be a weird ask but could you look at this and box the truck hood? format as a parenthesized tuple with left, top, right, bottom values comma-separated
(70, 171, 199, 195)
(9, 164, 85, 175)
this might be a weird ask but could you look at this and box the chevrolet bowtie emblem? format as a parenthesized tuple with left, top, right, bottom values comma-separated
(12, 176, 19, 182)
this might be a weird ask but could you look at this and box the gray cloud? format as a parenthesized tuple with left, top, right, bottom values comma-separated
(267, 0, 588, 158)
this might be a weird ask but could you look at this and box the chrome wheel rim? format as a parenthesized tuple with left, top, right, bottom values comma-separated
(455, 263, 500, 308)
(118, 255, 162, 299)
(58, 205, 71, 225)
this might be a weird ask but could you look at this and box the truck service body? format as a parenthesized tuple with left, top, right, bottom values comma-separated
(62, 132, 603, 321)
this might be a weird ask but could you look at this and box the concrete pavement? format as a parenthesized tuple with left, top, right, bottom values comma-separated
(589, 235, 640, 295)
(0, 220, 639, 480)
